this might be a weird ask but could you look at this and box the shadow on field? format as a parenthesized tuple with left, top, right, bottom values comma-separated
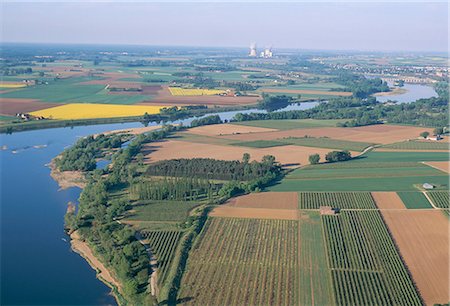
(158, 296, 194, 305)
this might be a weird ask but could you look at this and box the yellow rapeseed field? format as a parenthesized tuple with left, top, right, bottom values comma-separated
(0, 83, 27, 88)
(30, 103, 163, 120)
(168, 87, 225, 96)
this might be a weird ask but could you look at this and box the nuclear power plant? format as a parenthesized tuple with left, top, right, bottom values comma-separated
(248, 43, 273, 58)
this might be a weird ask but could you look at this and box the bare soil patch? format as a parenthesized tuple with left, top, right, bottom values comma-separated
(210, 206, 298, 220)
(226, 192, 298, 209)
(261, 88, 352, 96)
(187, 123, 278, 137)
(381, 210, 449, 305)
(0, 98, 57, 115)
(220, 124, 434, 145)
(371, 192, 406, 209)
(142, 140, 345, 167)
(423, 161, 450, 173)
(141, 85, 163, 95)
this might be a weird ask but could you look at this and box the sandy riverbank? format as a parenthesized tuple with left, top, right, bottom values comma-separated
(70, 231, 122, 296)
(373, 87, 407, 96)
(48, 159, 86, 190)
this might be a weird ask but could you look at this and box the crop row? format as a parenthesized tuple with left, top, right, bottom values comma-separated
(322, 211, 422, 306)
(178, 218, 298, 305)
(299, 192, 376, 209)
(383, 140, 450, 150)
(141, 230, 182, 285)
(427, 191, 450, 208)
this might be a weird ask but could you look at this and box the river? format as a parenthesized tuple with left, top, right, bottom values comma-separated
(1, 103, 319, 305)
(375, 83, 438, 103)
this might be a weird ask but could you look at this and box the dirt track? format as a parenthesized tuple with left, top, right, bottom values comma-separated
(371, 192, 406, 209)
(381, 210, 449, 305)
(219, 124, 434, 145)
(226, 192, 298, 209)
(210, 206, 298, 220)
(142, 140, 349, 167)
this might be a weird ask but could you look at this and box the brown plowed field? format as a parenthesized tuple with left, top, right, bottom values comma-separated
(0, 98, 57, 115)
(142, 140, 348, 167)
(423, 161, 450, 173)
(261, 88, 352, 96)
(209, 206, 298, 220)
(187, 123, 278, 136)
(77, 72, 142, 88)
(371, 192, 406, 209)
(226, 192, 298, 209)
(381, 210, 449, 305)
(222, 124, 433, 145)
(138, 86, 260, 106)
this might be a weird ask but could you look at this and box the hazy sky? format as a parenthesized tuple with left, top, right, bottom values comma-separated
(2, 1, 448, 52)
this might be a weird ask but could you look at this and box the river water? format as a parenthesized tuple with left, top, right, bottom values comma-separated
(375, 83, 438, 103)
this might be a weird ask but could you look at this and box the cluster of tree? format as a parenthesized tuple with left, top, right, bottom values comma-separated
(129, 177, 220, 201)
(334, 73, 389, 98)
(434, 81, 449, 99)
(232, 94, 448, 128)
(55, 134, 124, 171)
(257, 94, 294, 111)
(190, 115, 222, 127)
(0, 67, 33, 76)
(325, 150, 352, 162)
(147, 155, 281, 181)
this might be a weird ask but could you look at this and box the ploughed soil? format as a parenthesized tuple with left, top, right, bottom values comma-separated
(380, 210, 449, 305)
(142, 140, 347, 167)
(138, 86, 260, 106)
(226, 192, 298, 209)
(187, 123, 278, 137)
(209, 206, 298, 220)
(70, 231, 121, 292)
(260, 88, 352, 96)
(0, 98, 58, 115)
(220, 124, 434, 145)
(371, 192, 406, 209)
(77, 72, 142, 88)
(423, 161, 450, 173)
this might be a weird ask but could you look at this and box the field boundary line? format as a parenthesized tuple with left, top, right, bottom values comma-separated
(421, 191, 438, 209)
(422, 161, 449, 173)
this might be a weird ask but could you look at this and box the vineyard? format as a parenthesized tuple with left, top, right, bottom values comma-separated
(141, 230, 182, 286)
(427, 191, 450, 208)
(298, 192, 377, 209)
(178, 218, 300, 305)
(322, 211, 422, 306)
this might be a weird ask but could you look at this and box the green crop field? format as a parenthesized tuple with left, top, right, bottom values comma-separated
(126, 200, 200, 222)
(397, 192, 433, 209)
(231, 140, 287, 148)
(232, 119, 348, 130)
(427, 191, 450, 208)
(141, 230, 182, 286)
(383, 140, 450, 150)
(281, 137, 375, 151)
(266, 82, 346, 91)
(298, 192, 376, 209)
(322, 211, 422, 306)
(178, 216, 333, 305)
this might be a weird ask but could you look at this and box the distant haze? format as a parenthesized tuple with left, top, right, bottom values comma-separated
(2, 1, 448, 52)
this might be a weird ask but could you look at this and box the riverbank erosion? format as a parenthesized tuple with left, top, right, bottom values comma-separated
(49, 159, 86, 190)
(70, 231, 123, 303)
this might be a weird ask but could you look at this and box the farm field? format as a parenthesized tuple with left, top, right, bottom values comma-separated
(178, 216, 333, 305)
(426, 191, 450, 208)
(397, 192, 433, 209)
(260, 87, 352, 96)
(209, 206, 298, 220)
(381, 140, 449, 151)
(29, 103, 162, 119)
(168, 87, 225, 96)
(222, 124, 434, 145)
(232, 119, 349, 130)
(298, 192, 376, 209)
(0, 82, 28, 89)
(0, 98, 57, 116)
(230, 140, 287, 148)
(225, 192, 298, 209)
(424, 161, 449, 173)
(322, 211, 421, 306)
(280, 137, 375, 151)
(371, 192, 406, 209)
(186, 123, 277, 137)
(125, 200, 200, 222)
(140, 230, 182, 286)
(380, 210, 449, 305)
